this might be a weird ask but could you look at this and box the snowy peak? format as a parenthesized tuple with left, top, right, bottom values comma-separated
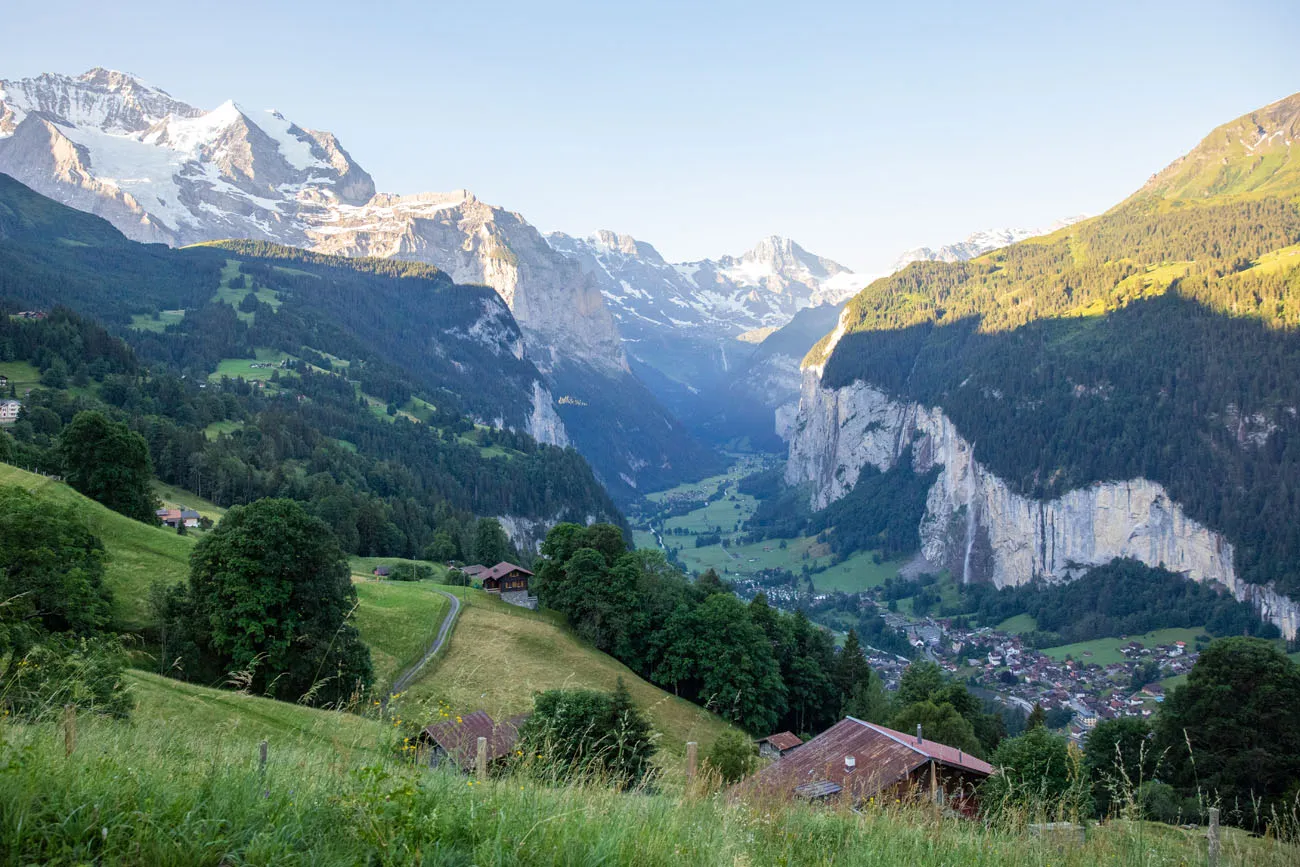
(891, 218, 1085, 272)
(546, 230, 870, 340)
(0, 68, 375, 244)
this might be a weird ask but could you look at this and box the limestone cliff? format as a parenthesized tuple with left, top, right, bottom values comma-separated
(785, 370, 1300, 639)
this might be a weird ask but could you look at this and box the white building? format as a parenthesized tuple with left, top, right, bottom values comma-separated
(0, 399, 21, 424)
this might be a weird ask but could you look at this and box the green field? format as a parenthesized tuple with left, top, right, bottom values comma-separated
(209, 348, 296, 383)
(0, 359, 41, 391)
(407, 588, 735, 758)
(129, 309, 186, 332)
(152, 479, 227, 522)
(996, 613, 1039, 634)
(203, 418, 244, 439)
(0, 463, 194, 629)
(213, 259, 282, 322)
(352, 579, 451, 691)
(1041, 628, 1207, 666)
(812, 549, 908, 593)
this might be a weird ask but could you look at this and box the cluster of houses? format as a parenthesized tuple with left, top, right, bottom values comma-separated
(901, 616, 1199, 740)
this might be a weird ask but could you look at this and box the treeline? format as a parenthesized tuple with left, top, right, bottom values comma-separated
(744, 456, 936, 559)
(960, 558, 1278, 645)
(2, 309, 621, 559)
(819, 192, 1300, 597)
(533, 523, 873, 735)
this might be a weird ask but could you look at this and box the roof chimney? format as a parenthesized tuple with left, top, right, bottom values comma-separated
(916, 724, 923, 745)
(844, 755, 856, 772)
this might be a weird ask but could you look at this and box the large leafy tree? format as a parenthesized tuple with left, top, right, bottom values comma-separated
(471, 517, 512, 565)
(657, 593, 786, 733)
(1085, 718, 1156, 818)
(1154, 637, 1300, 828)
(57, 410, 157, 523)
(0, 486, 112, 660)
(165, 498, 372, 706)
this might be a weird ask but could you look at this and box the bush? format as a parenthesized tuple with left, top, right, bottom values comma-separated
(705, 729, 756, 784)
(0, 635, 132, 721)
(388, 563, 433, 582)
(517, 679, 656, 789)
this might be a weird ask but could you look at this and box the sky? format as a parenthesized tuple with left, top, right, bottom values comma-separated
(4, 0, 1299, 272)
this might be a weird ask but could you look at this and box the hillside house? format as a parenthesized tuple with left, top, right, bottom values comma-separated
(0, 399, 21, 424)
(756, 731, 803, 759)
(734, 717, 994, 815)
(156, 508, 201, 529)
(373, 565, 391, 578)
(481, 562, 533, 593)
(461, 564, 488, 581)
(417, 710, 526, 772)
(0, 375, 8, 388)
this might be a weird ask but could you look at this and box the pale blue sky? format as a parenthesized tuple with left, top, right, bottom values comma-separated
(5, 0, 1299, 271)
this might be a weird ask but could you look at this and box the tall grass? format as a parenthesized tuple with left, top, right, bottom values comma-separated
(2, 709, 1295, 866)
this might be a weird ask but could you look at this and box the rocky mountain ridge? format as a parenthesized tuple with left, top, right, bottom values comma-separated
(891, 219, 1085, 272)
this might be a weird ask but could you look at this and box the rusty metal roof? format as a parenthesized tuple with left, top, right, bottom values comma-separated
(421, 710, 523, 768)
(757, 731, 804, 752)
(735, 717, 992, 803)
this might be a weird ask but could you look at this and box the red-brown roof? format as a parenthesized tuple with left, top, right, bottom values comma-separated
(483, 561, 534, 581)
(735, 717, 992, 803)
(757, 731, 803, 751)
(421, 710, 526, 768)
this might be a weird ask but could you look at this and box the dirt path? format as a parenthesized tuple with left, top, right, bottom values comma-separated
(390, 588, 461, 695)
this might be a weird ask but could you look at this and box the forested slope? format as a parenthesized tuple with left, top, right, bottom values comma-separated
(809, 92, 1300, 597)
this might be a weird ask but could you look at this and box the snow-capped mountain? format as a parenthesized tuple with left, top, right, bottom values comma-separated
(891, 219, 1086, 272)
(0, 67, 714, 497)
(0, 68, 374, 247)
(547, 230, 868, 338)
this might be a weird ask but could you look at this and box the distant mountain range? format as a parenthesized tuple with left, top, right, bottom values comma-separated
(0, 66, 1080, 487)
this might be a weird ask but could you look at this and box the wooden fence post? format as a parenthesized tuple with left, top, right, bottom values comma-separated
(62, 705, 77, 757)
(1208, 807, 1220, 867)
(686, 741, 698, 782)
(259, 739, 268, 777)
(476, 736, 488, 781)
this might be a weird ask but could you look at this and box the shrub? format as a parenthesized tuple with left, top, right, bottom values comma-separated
(706, 729, 756, 784)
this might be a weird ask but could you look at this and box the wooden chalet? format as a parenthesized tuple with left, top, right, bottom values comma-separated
(733, 717, 994, 815)
(479, 562, 533, 594)
(417, 710, 526, 772)
(756, 731, 803, 759)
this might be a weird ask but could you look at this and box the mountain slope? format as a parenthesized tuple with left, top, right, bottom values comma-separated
(0, 68, 718, 500)
(789, 92, 1300, 637)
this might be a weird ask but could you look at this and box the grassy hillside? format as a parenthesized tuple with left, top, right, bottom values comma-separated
(405, 588, 734, 758)
(1, 687, 1292, 865)
(350, 579, 451, 691)
(0, 463, 193, 629)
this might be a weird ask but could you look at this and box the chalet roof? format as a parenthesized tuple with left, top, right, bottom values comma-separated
(421, 710, 526, 769)
(734, 717, 993, 803)
(757, 731, 803, 751)
(483, 561, 534, 581)
(462, 565, 488, 577)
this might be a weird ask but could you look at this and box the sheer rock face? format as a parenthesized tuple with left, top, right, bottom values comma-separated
(785, 369, 1300, 639)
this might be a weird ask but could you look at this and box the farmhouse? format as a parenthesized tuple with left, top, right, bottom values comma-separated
(480, 561, 533, 593)
(734, 717, 993, 814)
(417, 710, 526, 772)
(756, 731, 803, 759)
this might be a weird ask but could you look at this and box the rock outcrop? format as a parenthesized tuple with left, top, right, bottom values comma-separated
(785, 370, 1300, 639)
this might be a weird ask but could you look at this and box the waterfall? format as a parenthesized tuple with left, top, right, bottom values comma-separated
(962, 446, 977, 584)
